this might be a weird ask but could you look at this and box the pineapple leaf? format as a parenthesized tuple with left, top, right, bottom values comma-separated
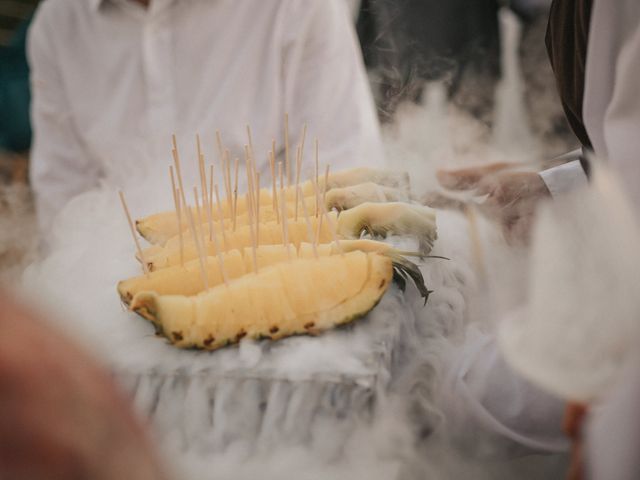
(386, 253, 432, 304)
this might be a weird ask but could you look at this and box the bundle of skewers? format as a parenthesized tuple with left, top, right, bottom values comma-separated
(117, 122, 438, 351)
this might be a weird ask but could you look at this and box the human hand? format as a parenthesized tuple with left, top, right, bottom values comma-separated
(437, 164, 550, 244)
(0, 291, 169, 480)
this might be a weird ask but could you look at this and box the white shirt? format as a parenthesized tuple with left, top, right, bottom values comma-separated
(28, 0, 383, 230)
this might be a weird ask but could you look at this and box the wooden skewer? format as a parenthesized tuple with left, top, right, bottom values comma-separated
(169, 166, 185, 267)
(284, 112, 290, 187)
(297, 123, 307, 181)
(171, 136, 188, 217)
(271, 138, 277, 161)
(193, 186, 208, 258)
(245, 176, 259, 274)
(215, 130, 224, 159)
(246, 124, 255, 159)
(197, 134, 213, 244)
(213, 184, 229, 252)
(269, 150, 279, 224)
(232, 158, 239, 231)
(209, 164, 214, 240)
(298, 185, 318, 259)
(317, 164, 331, 236)
(294, 145, 302, 222)
(220, 154, 227, 211)
(244, 147, 255, 222)
(315, 183, 343, 255)
(281, 183, 291, 261)
(323, 164, 330, 204)
(186, 191, 210, 291)
(255, 172, 261, 245)
(118, 190, 149, 277)
(224, 150, 232, 213)
(314, 139, 319, 217)
(175, 189, 185, 268)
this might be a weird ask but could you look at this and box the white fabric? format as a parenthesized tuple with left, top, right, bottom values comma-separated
(437, 330, 569, 456)
(538, 160, 589, 197)
(586, 355, 640, 480)
(28, 0, 383, 231)
(583, 0, 640, 216)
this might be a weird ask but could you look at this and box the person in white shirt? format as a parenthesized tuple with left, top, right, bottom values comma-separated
(436, 1, 640, 478)
(28, 0, 383, 231)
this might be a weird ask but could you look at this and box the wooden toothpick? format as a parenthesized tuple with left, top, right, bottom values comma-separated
(232, 158, 239, 231)
(224, 150, 232, 213)
(196, 134, 213, 245)
(317, 164, 331, 236)
(314, 139, 319, 217)
(284, 113, 290, 187)
(270, 150, 279, 224)
(255, 172, 261, 245)
(193, 186, 208, 258)
(209, 164, 214, 240)
(186, 191, 210, 291)
(213, 184, 229, 252)
(298, 185, 318, 259)
(169, 166, 184, 267)
(294, 145, 302, 222)
(315, 182, 342, 255)
(118, 190, 149, 277)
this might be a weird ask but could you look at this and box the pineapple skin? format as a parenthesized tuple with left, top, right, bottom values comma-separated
(130, 251, 393, 350)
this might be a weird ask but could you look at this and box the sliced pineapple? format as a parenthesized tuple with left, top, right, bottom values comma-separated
(136, 167, 410, 245)
(119, 240, 405, 302)
(138, 214, 335, 271)
(138, 203, 437, 270)
(325, 182, 410, 211)
(130, 251, 406, 350)
(336, 202, 437, 253)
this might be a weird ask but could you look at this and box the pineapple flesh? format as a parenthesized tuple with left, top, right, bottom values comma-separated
(119, 240, 402, 303)
(136, 167, 410, 245)
(325, 182, 410, 211)
(138, 202, 437, 271)
(130, 251, 394, 350)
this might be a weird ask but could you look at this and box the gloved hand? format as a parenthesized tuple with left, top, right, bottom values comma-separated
(437, 163, 550, 244)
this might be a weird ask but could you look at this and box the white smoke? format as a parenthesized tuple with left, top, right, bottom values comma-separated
(1, 7, 582, 478)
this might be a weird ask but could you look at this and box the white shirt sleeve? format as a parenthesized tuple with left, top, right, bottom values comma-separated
(538, 160, 589, 197)
(600, 13, 640, 215)
(282, 0, 384, 171)
(436, 329, 569, 456)
(28, 7, 100, 233)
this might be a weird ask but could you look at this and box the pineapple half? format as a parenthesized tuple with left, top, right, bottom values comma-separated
(119, 240, 413, 303)
(129, 250, 429, 350)
(136, 167, 411, 246)
(325, 182, 410, 211)
(138, 202, 437, 271)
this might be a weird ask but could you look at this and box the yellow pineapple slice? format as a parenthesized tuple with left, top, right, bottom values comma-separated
(138, 202, 437, 271)
(119, 240, 401, 302)
(136, 167, 409, 245)
(139, 214, 335, 271)
(325, 182, 410, 211)
(130, 251, 396, 350)
(336, 202, 437, 253)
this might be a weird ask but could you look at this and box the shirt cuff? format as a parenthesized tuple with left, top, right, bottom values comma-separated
(539, 160, 588, 197)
